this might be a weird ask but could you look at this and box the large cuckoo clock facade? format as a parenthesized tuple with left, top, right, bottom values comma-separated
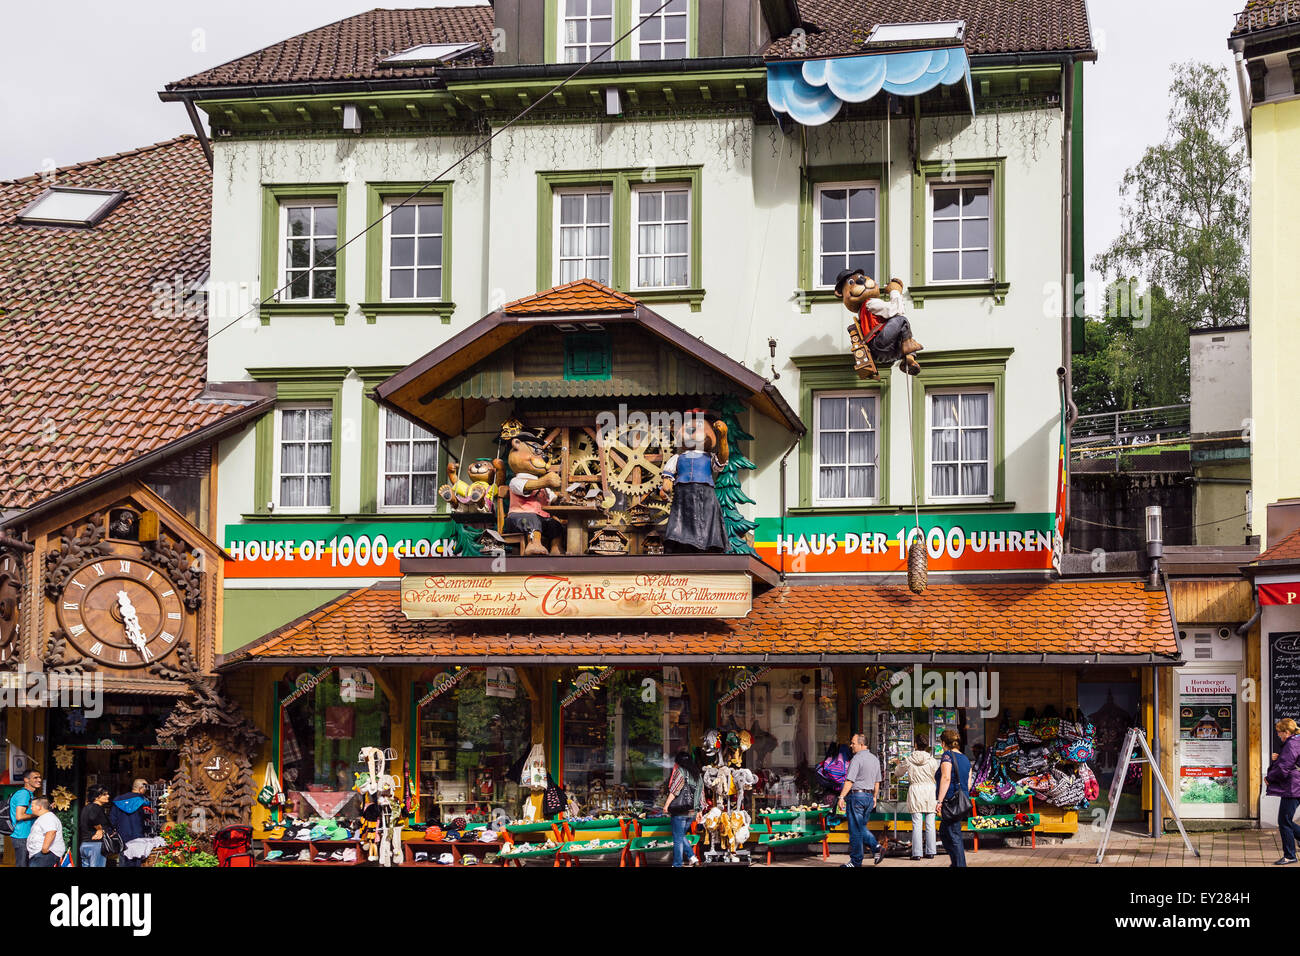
(12, 481, 265, 830)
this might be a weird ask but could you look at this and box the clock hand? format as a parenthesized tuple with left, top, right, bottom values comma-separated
(116, 590, 149, 655)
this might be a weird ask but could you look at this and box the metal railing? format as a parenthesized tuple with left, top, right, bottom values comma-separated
(1070, 404, 1191, 463)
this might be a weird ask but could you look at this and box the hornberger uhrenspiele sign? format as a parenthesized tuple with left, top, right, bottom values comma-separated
(400, 572, 752, 619)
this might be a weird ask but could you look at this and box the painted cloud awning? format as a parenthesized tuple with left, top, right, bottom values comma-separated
(767, 46, 975, 126)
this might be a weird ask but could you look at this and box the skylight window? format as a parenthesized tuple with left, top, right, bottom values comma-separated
(16, 187, 125, 228)
(380, 42, 479, 65)
(864, 20, 966, 48)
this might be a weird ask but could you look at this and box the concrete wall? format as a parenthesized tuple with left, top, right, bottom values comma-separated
(1190, 326, 1250, 435)
(1250, 97, 1300, 535)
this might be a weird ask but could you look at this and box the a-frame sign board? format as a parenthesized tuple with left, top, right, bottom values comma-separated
(1095, 726, 1199, 864)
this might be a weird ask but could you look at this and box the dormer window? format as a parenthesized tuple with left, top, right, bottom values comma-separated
(16, 187, 124, 228)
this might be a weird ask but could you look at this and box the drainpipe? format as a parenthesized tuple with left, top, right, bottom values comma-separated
(777, 433, 802, 580)
(1060, 61, 1080, 543)
(1232, 47, 1253, 153)
(182, 97, 215, 169)
(1152, 661, 1162, 837)
(1236, 603, 1261, 637)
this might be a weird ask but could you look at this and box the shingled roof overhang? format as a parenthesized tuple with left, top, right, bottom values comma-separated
(372, 281, 804, 439)
(219, 578, 1181, 669)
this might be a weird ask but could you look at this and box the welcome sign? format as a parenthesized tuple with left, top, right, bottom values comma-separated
(753, 513, 1055, 574)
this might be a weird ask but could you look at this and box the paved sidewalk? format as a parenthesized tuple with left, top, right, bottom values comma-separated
(768, 827, 1290, 867)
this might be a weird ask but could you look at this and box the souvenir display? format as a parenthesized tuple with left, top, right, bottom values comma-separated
(439, 456, 502, 514)
(699, 727, 755, 865)
(835, 269, 923, 379)
(660, 411, 729, 553)
(500, 425, 566, 555)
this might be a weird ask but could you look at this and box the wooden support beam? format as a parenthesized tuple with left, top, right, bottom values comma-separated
(368, 103, 385, 120)
(589, 89, 603, 107)
(662, 86, 676, 105)
(480, 93, 495, 109)
(735, 82, 747, 99)
(554, 90, 566, 106)
(626, 89, 639, 107)
(518, 92, 530, 108)
(406, 103, 421, 120)
(698, 84, 712, 101)
(443, 100, 458, 118)
(295, 106, 311, 123)
(223, 109, 241, 125)
(259, 107, 277, 124)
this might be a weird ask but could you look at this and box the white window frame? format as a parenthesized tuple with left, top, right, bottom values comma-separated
(630, 182, 691, 291)
(382, 198, 444, 301)
(631, 0, 690, 60)
(813, 180, 880, 290)
(278, 200, 339, 302)
(377, 408, 442, 515)
(812, 389, 881, 507)
(560, 0, 615, 63)
(273, 403, 333, 515)
(926, 177, 994, 285)
(925, 386, 994, 503)
(554, 186, 614, 286)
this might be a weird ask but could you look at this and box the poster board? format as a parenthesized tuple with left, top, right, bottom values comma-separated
(1269, 633, 1300, 750)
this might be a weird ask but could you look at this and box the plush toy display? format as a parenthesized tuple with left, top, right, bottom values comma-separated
(502, 429, 565, 555)
(439, 457, 502, 513)
(660, 410, 729, 553)
(835, 268, 923, 379)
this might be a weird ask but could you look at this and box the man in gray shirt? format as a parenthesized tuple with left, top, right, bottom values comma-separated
(836, 733, 883, 866)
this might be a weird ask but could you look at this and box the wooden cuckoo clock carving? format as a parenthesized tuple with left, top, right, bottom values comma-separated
(56, 557, 185, 668)
(0, 551, 22, 667)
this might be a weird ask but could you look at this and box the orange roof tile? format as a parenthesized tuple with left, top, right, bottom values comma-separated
(230, 579, 1178, 663)
(1254, 528, 1300, 564)
(0, 137, 249, 510)
(503, 279, 639, 316)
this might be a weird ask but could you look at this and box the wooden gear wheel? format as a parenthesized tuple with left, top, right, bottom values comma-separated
(602, 421, 674, 501)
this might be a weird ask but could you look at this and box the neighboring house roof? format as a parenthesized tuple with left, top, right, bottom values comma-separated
(1232, 0, 1300, 36)
(765, 0, 1094, 59)
(1249, 528, 1300, 566)
(224, 578, 1178, 664)
(166, 6, 495, 91)
(0, 137, 256, 512)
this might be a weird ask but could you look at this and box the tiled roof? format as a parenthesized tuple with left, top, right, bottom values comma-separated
(232, 579, 1177, 662)
(0, 137, 250, 510)
(166, 7, 495, 90)
(503, 279, 639, 315)
(1232, 0, 1300, 35)
(765, 0, 1093, 59)
(1253, 528, 1300, 564)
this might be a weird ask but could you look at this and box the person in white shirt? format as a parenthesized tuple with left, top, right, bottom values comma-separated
(904, 738, 939, 860)
(25, 797, 65, 867)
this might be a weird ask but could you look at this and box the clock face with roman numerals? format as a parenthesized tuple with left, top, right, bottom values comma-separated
(56, 558, 184, 668)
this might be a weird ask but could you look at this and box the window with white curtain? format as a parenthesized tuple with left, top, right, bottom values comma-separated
(632, 184, 690, 288)
(276, 405, 332, 511)
(813, 391, 879, 504)
(561, 0, 614, 62)
(381, 410, 440, 512)
(927, 388, 992, 499)
(634, 0, 688, 59)
(556, 187, 613, 285)
(814, 182, 878, 288)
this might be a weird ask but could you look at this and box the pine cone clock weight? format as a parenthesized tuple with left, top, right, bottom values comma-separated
(907, 539, 928, 594)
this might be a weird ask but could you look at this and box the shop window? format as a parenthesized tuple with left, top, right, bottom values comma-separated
(559, 667, 691, 811)
(281, 672, 390, 803)
(415, 669, 532, 823)
(716, 668, 837, 808)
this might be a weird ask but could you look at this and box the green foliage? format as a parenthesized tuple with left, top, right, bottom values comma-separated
(452, 520, 484, 557)
(1093, 62, 1249, 330)
(712, 395, 756, 555)
(1073, 283, 1190, 415)
(1180, 778, 1237, 804)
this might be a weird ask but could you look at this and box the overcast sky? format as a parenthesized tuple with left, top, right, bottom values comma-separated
(0, 0, 1242, 286)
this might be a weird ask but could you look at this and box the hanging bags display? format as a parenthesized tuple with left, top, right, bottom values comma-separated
(519, 743, 548, 791)
(256, 764, 285, 808)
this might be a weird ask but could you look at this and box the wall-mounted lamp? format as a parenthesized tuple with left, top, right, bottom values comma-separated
(1145, 505, 1163, 587)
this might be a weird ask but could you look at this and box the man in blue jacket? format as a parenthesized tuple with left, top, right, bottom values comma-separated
(110, 779, 153, 867)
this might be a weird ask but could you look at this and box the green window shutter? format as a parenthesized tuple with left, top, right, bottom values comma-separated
(564, 333, 613, 380)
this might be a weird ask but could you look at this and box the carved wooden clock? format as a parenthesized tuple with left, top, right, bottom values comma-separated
(0, 551, 20, 666)
(56, 557, 184, 668)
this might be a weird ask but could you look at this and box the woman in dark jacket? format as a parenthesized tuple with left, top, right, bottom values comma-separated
(1266, 717, 1300, 865)
(934, 729, 970, 867)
